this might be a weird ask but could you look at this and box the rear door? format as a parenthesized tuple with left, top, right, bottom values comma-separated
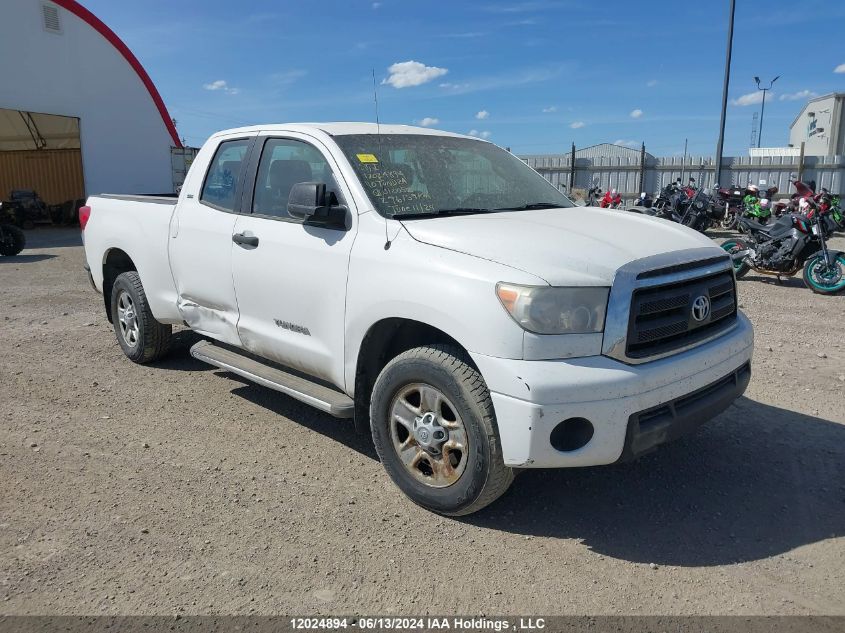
(168, 135, 254, 345)
(230, 133, 356, 388)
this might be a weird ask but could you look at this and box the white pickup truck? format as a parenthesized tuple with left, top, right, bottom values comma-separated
(82, 123, 753, 515)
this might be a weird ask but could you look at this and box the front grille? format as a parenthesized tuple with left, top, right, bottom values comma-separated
(626, 270, 737, 359)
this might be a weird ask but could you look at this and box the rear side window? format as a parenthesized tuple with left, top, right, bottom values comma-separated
(200, 139, 250, 211)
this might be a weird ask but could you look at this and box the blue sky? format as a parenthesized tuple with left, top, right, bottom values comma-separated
(83, 0, 845, 156)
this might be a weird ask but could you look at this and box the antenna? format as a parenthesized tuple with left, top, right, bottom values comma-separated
(372, 69, 381, 136)
(372, 68, 393, 250)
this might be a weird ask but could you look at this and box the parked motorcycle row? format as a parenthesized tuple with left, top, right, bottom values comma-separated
(616, 178, 844, 295)
(721, 181, 845, 295)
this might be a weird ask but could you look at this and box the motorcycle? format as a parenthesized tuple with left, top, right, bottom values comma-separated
(648, 181, 683, 215)
(736, 185, 779, 231)
(721, 195, 845, 295)
(816, 188, 844, 231)
(634, 192, 653, 208)
(584, 184, 602, 207)
(630, 184, 717, 233)
(715, 184, 745, 229)
(599, 190, 623, 209)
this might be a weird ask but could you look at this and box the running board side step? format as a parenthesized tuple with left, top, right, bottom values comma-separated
(190, 340, 354, 418)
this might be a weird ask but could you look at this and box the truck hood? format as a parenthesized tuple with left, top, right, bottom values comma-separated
(401, 206, 720, 286)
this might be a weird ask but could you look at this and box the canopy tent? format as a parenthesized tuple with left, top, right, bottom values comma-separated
(0, 109, 80, 151)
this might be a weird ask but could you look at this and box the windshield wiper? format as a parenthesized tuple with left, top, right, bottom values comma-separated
(392, 207, 492, 219)
(494, 202, 561, 211)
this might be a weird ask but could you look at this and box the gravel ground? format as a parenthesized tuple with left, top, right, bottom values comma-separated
(1, 228, 843, 616)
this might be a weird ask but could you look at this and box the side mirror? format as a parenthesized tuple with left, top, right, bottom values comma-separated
(287, 182, 347, 227)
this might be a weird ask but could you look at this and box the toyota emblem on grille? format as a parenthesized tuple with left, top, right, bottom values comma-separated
(691, 295, 711, 322)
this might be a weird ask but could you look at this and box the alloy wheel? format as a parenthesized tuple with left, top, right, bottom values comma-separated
(389, 383, 469, 488)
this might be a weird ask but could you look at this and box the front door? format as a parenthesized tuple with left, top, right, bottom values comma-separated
(168, 136, 251, 345)
(231, 134, 356, 388)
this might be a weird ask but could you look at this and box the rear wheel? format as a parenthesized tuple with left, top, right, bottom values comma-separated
(0, 224, 25, 256)
(721, 239, 751, 278)
(110, 271, 172, 363)
(370, 344, 514, 516)
(802, 254, 845, 295)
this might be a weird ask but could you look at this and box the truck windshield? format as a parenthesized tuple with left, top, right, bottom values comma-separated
(333, 134, 573, 218)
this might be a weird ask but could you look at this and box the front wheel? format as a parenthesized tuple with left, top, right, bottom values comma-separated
(802, 254, 845, 295)
(0, 224, 25, 256)
(370, 344, 514, 516)
(721, 239, 751, 278)
(720, 210, 738, 230)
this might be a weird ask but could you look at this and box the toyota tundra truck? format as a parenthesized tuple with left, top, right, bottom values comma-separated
(81, 123, 753, 515)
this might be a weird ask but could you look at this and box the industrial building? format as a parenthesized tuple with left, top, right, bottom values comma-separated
(0, 0, 181, 209)
(788, 93, 845, 157)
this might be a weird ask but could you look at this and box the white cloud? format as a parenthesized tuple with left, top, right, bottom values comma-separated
(435, 64, 565, 96)
(570, 121, 585, 129)
(542, 105, 557, 113)
(475, 110, 490, 120)
(646, 79, 658, 87)
(485, 1, 568, 13)
(443, 31, 486, 38)
(779, 89, 818, 101)
(834, 63, 845, 73)
(372, 1, 381, 7)
(468, 129, 492, 139)
(418, 117, 440, 127)
(268, 70, 307, 86)
(439, 82, 471, 91)
(383, 60, 448, 89)
(731, 91, 772, 106)
(630, 108, 643, 119)
(203, 79, 239, 95)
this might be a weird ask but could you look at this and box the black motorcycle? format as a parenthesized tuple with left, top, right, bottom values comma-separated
(721, 200, 845, 295)
(630, 184, 717, 233)
(584, 184, 602, 207)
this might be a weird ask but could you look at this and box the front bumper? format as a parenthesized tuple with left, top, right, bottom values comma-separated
(470, 311, 754, 468)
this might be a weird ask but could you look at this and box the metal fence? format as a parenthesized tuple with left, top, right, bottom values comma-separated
(522, 153, 845, 202)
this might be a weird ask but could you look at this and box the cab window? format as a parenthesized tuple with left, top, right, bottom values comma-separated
(252, 138, 342, 219)
(200, 139, 250, 211)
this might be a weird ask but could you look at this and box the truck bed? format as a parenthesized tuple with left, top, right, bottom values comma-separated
(82, 193, 182, 324)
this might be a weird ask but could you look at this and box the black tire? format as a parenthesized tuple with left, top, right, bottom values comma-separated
(802, 254, 845, 295)
(110, 271, 172, 363)
(370, 344, 514, 516)
(0, 224, 25, 256)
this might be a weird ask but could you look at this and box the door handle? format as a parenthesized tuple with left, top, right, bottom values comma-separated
(232, 232, 259, 247)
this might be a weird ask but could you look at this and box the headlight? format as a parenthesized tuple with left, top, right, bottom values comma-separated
(496, 283, 609, 334)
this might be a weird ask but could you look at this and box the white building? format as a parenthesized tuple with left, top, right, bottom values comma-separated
(0, 0, 181, 205)
(788, 93, 845, 157)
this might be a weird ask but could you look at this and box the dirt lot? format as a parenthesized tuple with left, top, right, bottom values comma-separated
(1, 228, 844, 616)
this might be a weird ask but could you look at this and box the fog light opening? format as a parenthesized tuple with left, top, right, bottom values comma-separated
(550, 417, 594, 452)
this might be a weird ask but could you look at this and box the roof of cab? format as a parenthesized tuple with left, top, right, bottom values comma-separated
(210, 122, 474, 139)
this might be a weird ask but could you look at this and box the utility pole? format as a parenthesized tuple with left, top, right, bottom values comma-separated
(714, 0, 735, 187)
(754, 75, 780, 148)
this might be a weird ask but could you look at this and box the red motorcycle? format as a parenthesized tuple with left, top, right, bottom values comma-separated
(599, 189, 622, 209)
